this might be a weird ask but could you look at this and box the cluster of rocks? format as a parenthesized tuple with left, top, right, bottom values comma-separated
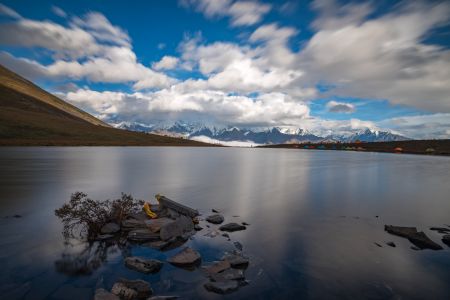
(94, 196, 250, 299)
(383, 225, 450, 250)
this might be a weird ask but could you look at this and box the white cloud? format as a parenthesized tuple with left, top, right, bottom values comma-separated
(301, 0, 450, 112)
(326, 101, 355, 113)
(152, 56, 179, 70)
(64, 88, 310, 127)
(191, 135, 260, 147)
(51, 6, 67, 18)
(180, 0, 271, 27)
(0, 3, 22, 19)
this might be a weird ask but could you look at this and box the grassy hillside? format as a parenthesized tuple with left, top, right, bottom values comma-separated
(0, 64, 210, 146)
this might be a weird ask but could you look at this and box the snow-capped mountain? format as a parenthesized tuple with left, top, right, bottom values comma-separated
(112, 121, 409, 144)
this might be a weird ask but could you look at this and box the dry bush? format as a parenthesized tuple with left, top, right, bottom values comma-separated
(55, 192, 143, 240)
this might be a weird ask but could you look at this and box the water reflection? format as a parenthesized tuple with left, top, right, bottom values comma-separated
(0, 147, 449, 299)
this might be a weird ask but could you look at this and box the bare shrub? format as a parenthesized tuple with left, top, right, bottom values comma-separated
(55, 192, 144, 240)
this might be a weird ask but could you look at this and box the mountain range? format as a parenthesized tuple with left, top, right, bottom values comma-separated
(114, 121, 410, 145)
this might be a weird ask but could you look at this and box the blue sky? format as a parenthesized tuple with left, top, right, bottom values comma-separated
(0, 0, 449, 138)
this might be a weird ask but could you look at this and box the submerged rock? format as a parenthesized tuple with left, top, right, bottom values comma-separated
(374, 242, 382, 247)
(219, 223, 246, 232)
(442, 235, 450, 247)
(111, 278, 152, 300)
(210, 268, 245, 282)
(430, 227, 450, 234)
(101, 222, 120, 234)
(222, 253, 249, 268)
(203, 260, 231, 275)
(94, 289, 119, 300)
(127, 229, 160, 242)
(233, 241, 243, 251)
(143, 240, 170, 250)
(168, 247, 201, 268)
(206, 214, 224, 224)
(204, 280, 239, 294)
(384, 225, 443, 250)
(124, 257, 163, 274)
(386, 242, 396, 247)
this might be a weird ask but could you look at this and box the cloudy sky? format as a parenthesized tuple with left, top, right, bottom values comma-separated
(0, 0, 449, 138)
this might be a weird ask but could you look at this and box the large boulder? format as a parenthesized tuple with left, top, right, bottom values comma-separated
(206, 214, 224, 224)
(101, 222, 120, 234)
(219, 223, 246, 232)
(111, 278, 152, 300)
(124, 257, 163, 274)
(159, 215, 194, 241)
(168, 247, 201, 267)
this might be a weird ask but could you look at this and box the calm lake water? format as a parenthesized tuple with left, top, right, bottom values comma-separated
(0, 147, 449, 300)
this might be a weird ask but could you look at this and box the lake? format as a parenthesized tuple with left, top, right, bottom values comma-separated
(0, 147, 449, 299)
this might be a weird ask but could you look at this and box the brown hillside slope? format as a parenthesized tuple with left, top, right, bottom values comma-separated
(0, 64, 211, 146)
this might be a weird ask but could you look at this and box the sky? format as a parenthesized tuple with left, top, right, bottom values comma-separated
(0, 0, 449, 139)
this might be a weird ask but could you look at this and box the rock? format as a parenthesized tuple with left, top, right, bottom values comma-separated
(111, 278, 152, 300)
(374, 242, 382, 247)
(384, 225, 443, 250)
(442, 235, 450, 247)
(157, 195, 199, 218)
(222, 253, 249, 268)
(124, 257, 163, 274)
(147, 297, 179, 300)
(97, 234, 114, 240)
(122, 219, 146, 231)
(101, 222, 120, 234)
(430, 227, 450, 234)
(204, 280, 239, 294)
(128, 211, 150, 221)
(386, 242, 396, 247)
(128, 229, 160, 242)
(143, 240, 170, 250)
(219, 223, 246, 232)
(233, 242, 243, 251)
(160, 215, 194, 241)
(206, 214, 225, 224)
(242, 222, 250, 226)
(205, 230, 220, 238)
(145, 218, 174, 233)
(411, 246, 420, 250)
(210, 268, 245, 282)
(168, 247, 201, 268)
(222, 233, 230, 238)
(212, 209, 220, 213)
(203, 260, 231, 275)
(94, 289, 120, 300)
(13, 214, 22, 218)
(194, 224, 203, 231)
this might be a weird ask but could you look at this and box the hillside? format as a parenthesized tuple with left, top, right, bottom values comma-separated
(0, 65, 210, 146)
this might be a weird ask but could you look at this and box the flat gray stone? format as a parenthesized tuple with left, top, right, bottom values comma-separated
(219, 223, 246, 232)
(204, 280, 239, 294)
(127, 229, 160, 242)
(112, 278, 152, 300)
(124, 257, 163, 274)
(160, 215, 194, 241)
(145, 218, 174, 233)
(202, 260, 231, 275)
(206, 214, 224, 224)
(101, 222, 120, 234)
(122, 219, 146, 231)
(94, 289, 120, 300)
(168, 247, 201, 267)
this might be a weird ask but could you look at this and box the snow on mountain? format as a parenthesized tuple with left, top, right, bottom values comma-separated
(110, 120, 410, 145)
